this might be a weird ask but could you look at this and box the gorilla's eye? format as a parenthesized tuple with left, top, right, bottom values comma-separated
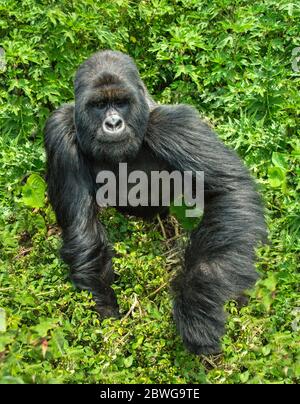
(115, 99, 128, 109)
(97, 101, 107, 110)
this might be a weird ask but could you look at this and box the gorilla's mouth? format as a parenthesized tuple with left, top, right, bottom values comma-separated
(96, 127, 129, 144)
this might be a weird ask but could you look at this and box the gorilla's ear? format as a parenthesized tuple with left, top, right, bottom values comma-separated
(139, 82, 157, 111)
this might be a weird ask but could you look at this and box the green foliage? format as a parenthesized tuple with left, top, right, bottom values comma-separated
(21, 174, 46, 209)
(0, 0, 299, 384)
(170, 198, 203, 231)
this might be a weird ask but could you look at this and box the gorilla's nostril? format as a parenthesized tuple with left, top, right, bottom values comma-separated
(116, 119, 123, 129)
(106, 121, 114, 130)
(103, 114, 124, 134)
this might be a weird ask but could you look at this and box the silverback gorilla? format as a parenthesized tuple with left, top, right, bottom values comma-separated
(44, 50, 266, 354)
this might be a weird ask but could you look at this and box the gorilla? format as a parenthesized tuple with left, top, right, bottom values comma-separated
(44, 50, 266, 354)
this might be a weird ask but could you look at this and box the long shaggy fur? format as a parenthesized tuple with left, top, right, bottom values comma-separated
(44, 50, 266, 354)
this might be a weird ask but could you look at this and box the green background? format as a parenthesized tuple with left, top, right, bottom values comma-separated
(0, 0, 299, 383)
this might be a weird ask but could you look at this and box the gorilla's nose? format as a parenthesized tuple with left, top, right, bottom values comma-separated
(103, 114, 125, 134)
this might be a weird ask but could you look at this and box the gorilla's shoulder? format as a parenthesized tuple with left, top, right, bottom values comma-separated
(44, 104, 75, 140)
(150, 104, 198, 120)
(44, 103, 76, 152)
(148, 104, 212, 137)
(47, 103, 75, 128)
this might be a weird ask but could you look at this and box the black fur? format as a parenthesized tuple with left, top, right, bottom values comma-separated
(44, 50, 266, 354)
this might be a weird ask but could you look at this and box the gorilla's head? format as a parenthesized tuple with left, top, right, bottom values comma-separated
(74, 50, 152, 163)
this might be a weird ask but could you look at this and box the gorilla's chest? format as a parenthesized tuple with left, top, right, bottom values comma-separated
(93, 145, 173, 217)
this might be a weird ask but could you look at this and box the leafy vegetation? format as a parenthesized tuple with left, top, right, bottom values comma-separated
(0, 0, 299, 384)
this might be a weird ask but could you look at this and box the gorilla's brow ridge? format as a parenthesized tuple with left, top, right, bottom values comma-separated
(88, 85, 133, 103)
(94, 72, 122, 87)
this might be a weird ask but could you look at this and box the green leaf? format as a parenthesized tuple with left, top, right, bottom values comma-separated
(239, 371, 249, 383)
(21, 174, 46, 208)
(170, 199, 203, 231)
(271, 152, 288, 171)
(50, 330, 68, 359)
(32, 319, 59, 337)
(123, 355, 134, 368)
(32, 213, 46, 231)
(262, 346, 271, 356)
(132, 336, 144, 350)
(0, 334, 14, 351)
(262, 273, 277, 292)
(267, 166, 286, 188)
(262, 293, 273, 312)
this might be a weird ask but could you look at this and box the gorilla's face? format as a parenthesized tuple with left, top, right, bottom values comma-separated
(74, 51, 150, 163)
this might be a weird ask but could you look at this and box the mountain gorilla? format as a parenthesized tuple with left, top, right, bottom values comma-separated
(44, 50, 266, 354)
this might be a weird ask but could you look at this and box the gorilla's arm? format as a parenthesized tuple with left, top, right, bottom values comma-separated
(44, 105, 119, 317)
(146, 105, 266, 354)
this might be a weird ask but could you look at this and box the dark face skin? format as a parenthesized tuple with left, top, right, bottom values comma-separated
(74, 51, 150, 163)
